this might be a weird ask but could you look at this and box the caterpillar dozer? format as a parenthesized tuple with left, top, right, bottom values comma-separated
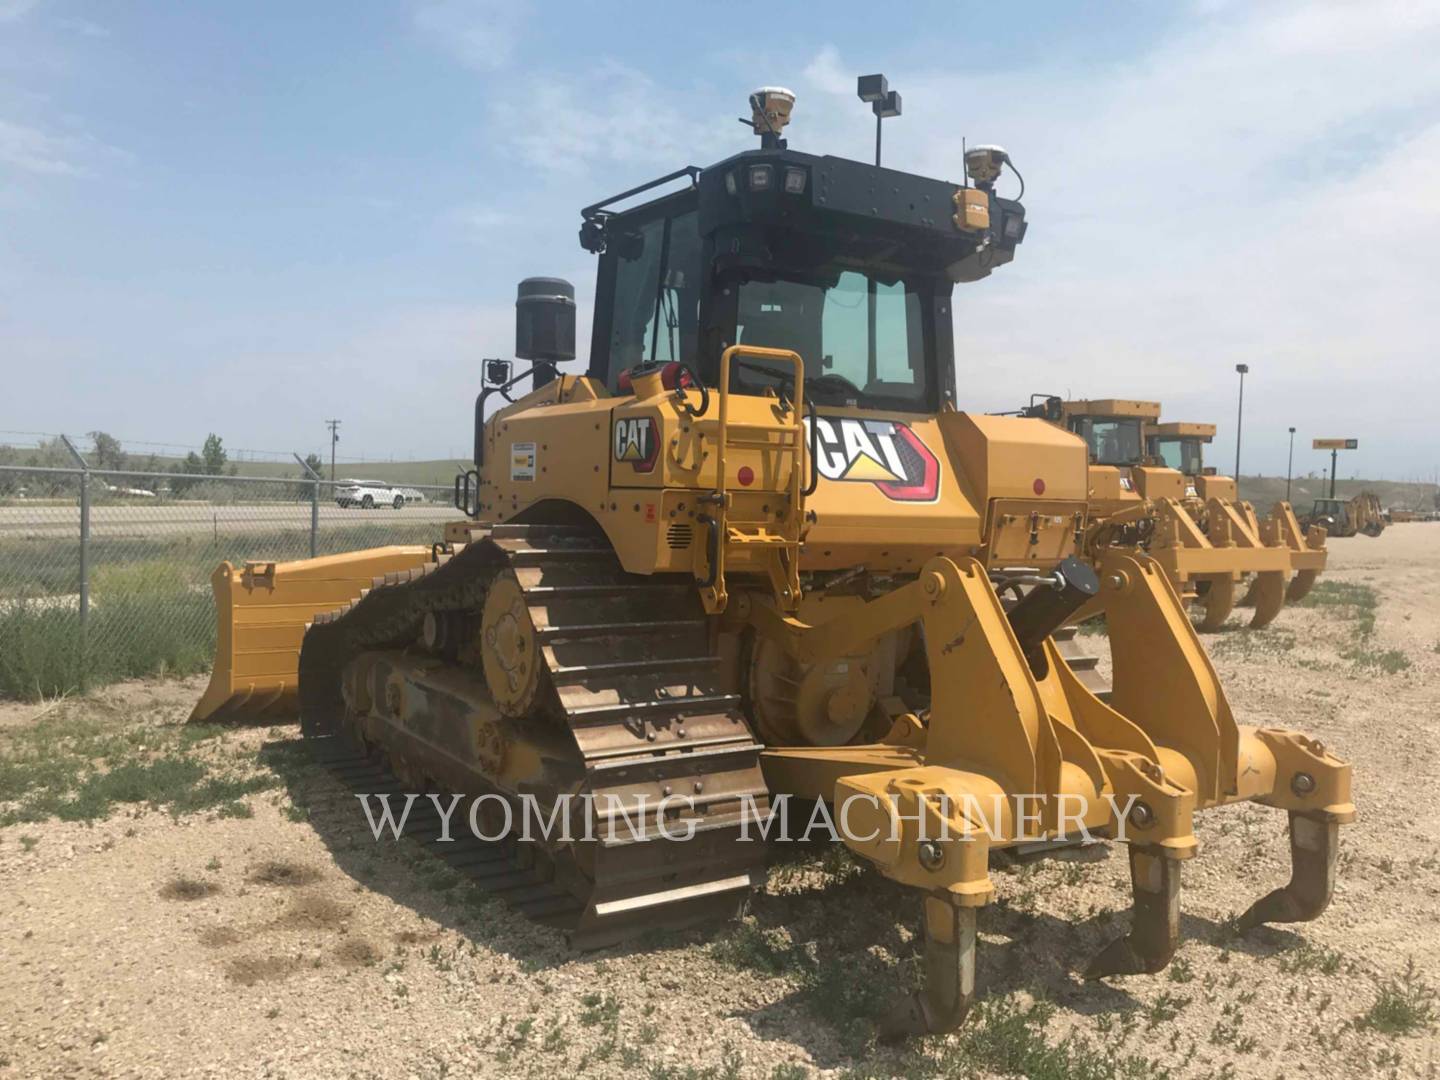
(1022, 396, 1310, 628)
(1148, 421, 1327, 602)
(193, 88, 1352, 1035)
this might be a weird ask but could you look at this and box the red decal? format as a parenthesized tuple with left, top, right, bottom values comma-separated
(1033, 478, 1046, 495)
(737, 465, 754, 486)
(874, 426, 940, 502)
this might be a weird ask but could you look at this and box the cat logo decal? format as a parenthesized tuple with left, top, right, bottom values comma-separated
(613, 416, 659, 473)
(807, 417, 940, 502)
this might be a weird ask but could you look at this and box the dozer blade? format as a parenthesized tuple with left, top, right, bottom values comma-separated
(1197, 574, 1235, 631)
(1286, 569, 1320, 602)
(190, 546, 433, 723)
(1243, 570, 1287, 628)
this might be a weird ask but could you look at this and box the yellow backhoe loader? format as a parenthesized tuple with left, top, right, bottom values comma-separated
(1301, 493, 1385, 538)
(1147, 421, 1327, 603)
(192, 88, 1352, 1036)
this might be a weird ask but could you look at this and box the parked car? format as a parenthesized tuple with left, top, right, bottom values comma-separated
(335, 479, 409, 509)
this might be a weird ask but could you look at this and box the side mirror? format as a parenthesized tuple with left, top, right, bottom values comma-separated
(484, 359, 512, 386)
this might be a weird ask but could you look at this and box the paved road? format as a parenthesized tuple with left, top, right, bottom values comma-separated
(0, 501, 457, 540)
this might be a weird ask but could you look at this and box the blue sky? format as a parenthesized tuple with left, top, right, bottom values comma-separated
(2, 0, 1437, 481)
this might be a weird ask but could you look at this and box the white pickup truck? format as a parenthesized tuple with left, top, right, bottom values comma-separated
(335, 479, 413, 510)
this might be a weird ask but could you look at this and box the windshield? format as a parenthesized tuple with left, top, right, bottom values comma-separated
(733, 270, 930, 410)
(1071, 417, 1143, 465)
(1154, 438, 1204, 475)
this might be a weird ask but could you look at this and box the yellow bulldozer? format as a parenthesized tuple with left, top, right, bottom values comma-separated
(1019, 397, 1325, 628)
(192, 87, 1352, 1036)
(1146, 419, 1327, 603)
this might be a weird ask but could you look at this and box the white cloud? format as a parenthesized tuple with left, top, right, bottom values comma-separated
(785, 3, 1440, 476)
(453, 205, 515, 231)
(55, 16, 109, 38)
(0, 0, 41, 22)
(489, 62, 736, 176)
(0, 118, 90, 175)
(413, 0, 530, 72)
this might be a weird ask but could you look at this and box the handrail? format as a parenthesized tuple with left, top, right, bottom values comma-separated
(710, 344, 806, 609)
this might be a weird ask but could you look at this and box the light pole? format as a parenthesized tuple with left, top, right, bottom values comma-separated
(1286, 426, 1296, 502)
(856, 74, 901, 167)
(1233, 364, 1249, 494)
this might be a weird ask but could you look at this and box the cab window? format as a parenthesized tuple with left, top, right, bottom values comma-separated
(602, 209, 701, 390)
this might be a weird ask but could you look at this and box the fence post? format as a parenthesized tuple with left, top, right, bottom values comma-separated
(294, 452, 320, 558)
(61, 436, 90, 692)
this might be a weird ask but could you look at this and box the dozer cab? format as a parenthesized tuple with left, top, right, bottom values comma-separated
(1021, 396, 1304, 628)
(193, 87, 1352, 1036)
(1302, 494, 1385, 538)
(1148, 421, 1327, 603)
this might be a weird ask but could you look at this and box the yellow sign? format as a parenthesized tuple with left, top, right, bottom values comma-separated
(1312, 438, 1358, 450)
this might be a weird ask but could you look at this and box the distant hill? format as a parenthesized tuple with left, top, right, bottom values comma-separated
(1237, 475, 1438, 512)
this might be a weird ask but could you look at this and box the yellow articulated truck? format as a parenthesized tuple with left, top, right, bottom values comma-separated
(193, 87, 1351, 1036)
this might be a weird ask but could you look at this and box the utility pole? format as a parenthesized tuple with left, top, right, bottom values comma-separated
(1233, 363, 1249, 496)
(325, 419, 341, 482)
(1286, 426, 1296, 502)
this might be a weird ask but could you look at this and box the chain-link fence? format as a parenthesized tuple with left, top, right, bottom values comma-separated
(0, 464, 455, 700)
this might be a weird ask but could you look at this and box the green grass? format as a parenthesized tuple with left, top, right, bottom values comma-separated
(1293, 579, 1413, 675)
(1357, 960, 1436, 1036)
(0, 590, 214, 700)
(1296, 580, 1379, 634)
(842, 995, 1165, 1080)
(0, 524, 440, 600)
(0, 702, 275, 825)
(0, 522, 441, 701)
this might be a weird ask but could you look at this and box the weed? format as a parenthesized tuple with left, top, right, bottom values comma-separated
(1357, 960, 1437, 1036)
(580, 991, 621, 1027)
(19, 834, 38, 851)
(1145, 992, 1190, 1028)
(161, 876, 219, 901)
(1278, 941, 1343, 976)
(1168, 955, 1194, 983)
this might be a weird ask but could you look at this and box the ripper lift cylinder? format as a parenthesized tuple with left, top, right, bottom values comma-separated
(1005, 556, 1100, 671)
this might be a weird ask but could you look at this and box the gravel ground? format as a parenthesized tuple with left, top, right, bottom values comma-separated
(1, 525, 1437, 1079)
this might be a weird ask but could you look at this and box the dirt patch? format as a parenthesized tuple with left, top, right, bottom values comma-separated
(197, 925, 244, 948)
(159, 876, 220, 901)
(334, 938, 382, 968)
(246, 860, 321, 888)
(224, 954, 300, 987)
(273, 892, 351, 929)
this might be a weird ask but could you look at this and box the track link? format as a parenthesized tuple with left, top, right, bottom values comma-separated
(298, 522, 770, 949)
